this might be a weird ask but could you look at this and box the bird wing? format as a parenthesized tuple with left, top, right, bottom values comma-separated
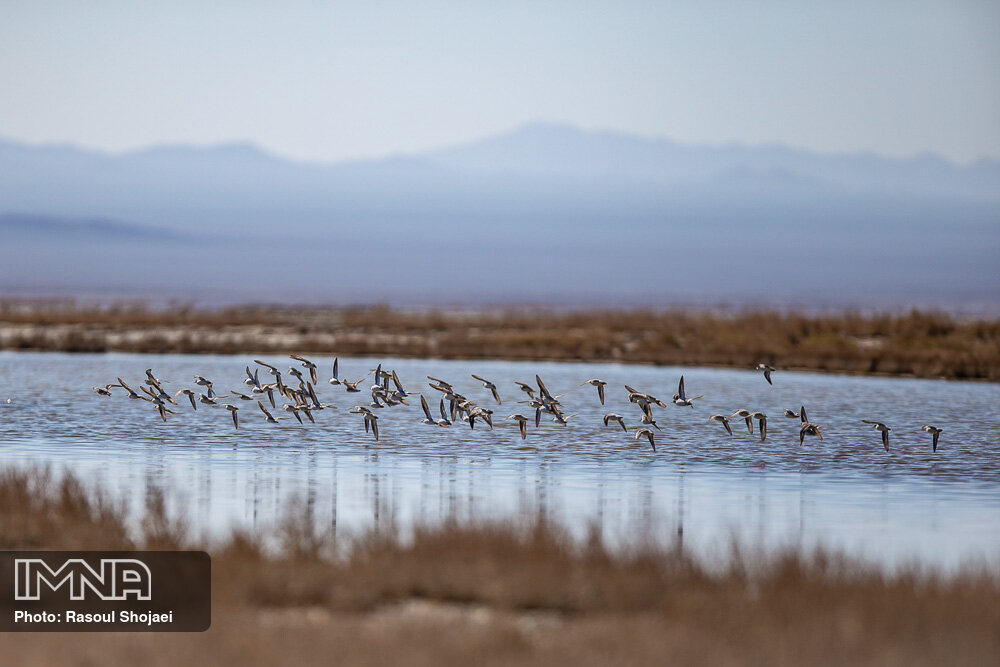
(307, 383, 320, 407)
(677, 376, 686, 400)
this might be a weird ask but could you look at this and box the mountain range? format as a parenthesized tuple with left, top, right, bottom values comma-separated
(1, 122, 997, 308)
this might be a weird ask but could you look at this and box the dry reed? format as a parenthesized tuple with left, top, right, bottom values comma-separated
(0, 467, 997, 665)
(3, 300, 999, 381)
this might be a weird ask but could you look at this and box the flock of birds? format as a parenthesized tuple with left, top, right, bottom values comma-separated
(93, 354, 943, 452)
(92, 357, 946, 453)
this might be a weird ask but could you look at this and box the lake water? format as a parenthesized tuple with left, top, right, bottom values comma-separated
(1, 351, 998, 570)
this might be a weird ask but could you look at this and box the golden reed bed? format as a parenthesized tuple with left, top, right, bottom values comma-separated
(1, 468, 998, 666)
(2, 300, 999, 381)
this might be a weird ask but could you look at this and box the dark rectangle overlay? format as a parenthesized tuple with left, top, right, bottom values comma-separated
(0, 551, 210, 632)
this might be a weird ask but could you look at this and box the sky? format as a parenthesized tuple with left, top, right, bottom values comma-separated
(1, 1, 999, 164)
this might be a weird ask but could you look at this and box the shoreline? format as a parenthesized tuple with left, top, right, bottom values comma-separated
(1, 302, 998, 381)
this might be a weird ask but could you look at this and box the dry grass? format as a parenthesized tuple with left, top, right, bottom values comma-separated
(1, 467, 998, 665)
(1, 300, 999, 381)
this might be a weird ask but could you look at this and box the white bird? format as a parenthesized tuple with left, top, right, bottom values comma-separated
(359, 412, 379, 440)
(244, 366, 262, 391)
(921, 425, 943, 452)
(328, 358, 342, 386)
(672, 376, 702, 407)
(419, 395, 437, 426)
(731, 409, 754, 434)
(390, 370, 413, 399)
(342, 377, 365, 393)
(536, 375, 555, 403)
(282, 404, 304, 424)
(750, 411, 767, 442)
(756, 363, 775, 385)
(437, 398, 452, 427)
(639, 412, 661, 430)
(513, 381, 536, 399)
(144, 368, 160, 386)
(154, 403, 178, 422)
(471, 374, 502, 405)
(798, 406, 823, 445)
(174, 388, 197, 410)
(224, 404, 239, 430)
(862, 420, 891, 452)
(799, 422, 822, 445)
(507, 413, 529, 439)
(290, 353, 319, 384)
(581, 378, 608, 405)
(708, 414, 733, 435)
(635, 427, 657, 452)
(551, 411, 578, 426)
(199, 393, 221, 406)
(258, 401, 279, 424)
(603, 413, 627, 431)
(117, 378, 141, 400)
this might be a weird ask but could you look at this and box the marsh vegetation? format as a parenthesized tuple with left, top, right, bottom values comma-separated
(2, 301, 998, 380)
(1, 468, 997, 665)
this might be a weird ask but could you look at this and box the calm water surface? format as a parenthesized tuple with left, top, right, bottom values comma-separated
(1, 351, 998, 569)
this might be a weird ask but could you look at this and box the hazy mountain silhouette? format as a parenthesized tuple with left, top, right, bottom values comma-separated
(0, 212, 176, 240)
(1, 123, 997, 308)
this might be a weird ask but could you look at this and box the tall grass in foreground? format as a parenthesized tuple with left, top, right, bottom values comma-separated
(2, 300, 999, 380)
(1, 467, 998, 665)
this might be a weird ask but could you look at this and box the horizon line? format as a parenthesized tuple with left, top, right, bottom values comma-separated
(2, 120, 998, 170)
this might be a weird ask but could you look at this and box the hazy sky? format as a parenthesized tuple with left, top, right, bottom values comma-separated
(2, 1, 998, 164)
